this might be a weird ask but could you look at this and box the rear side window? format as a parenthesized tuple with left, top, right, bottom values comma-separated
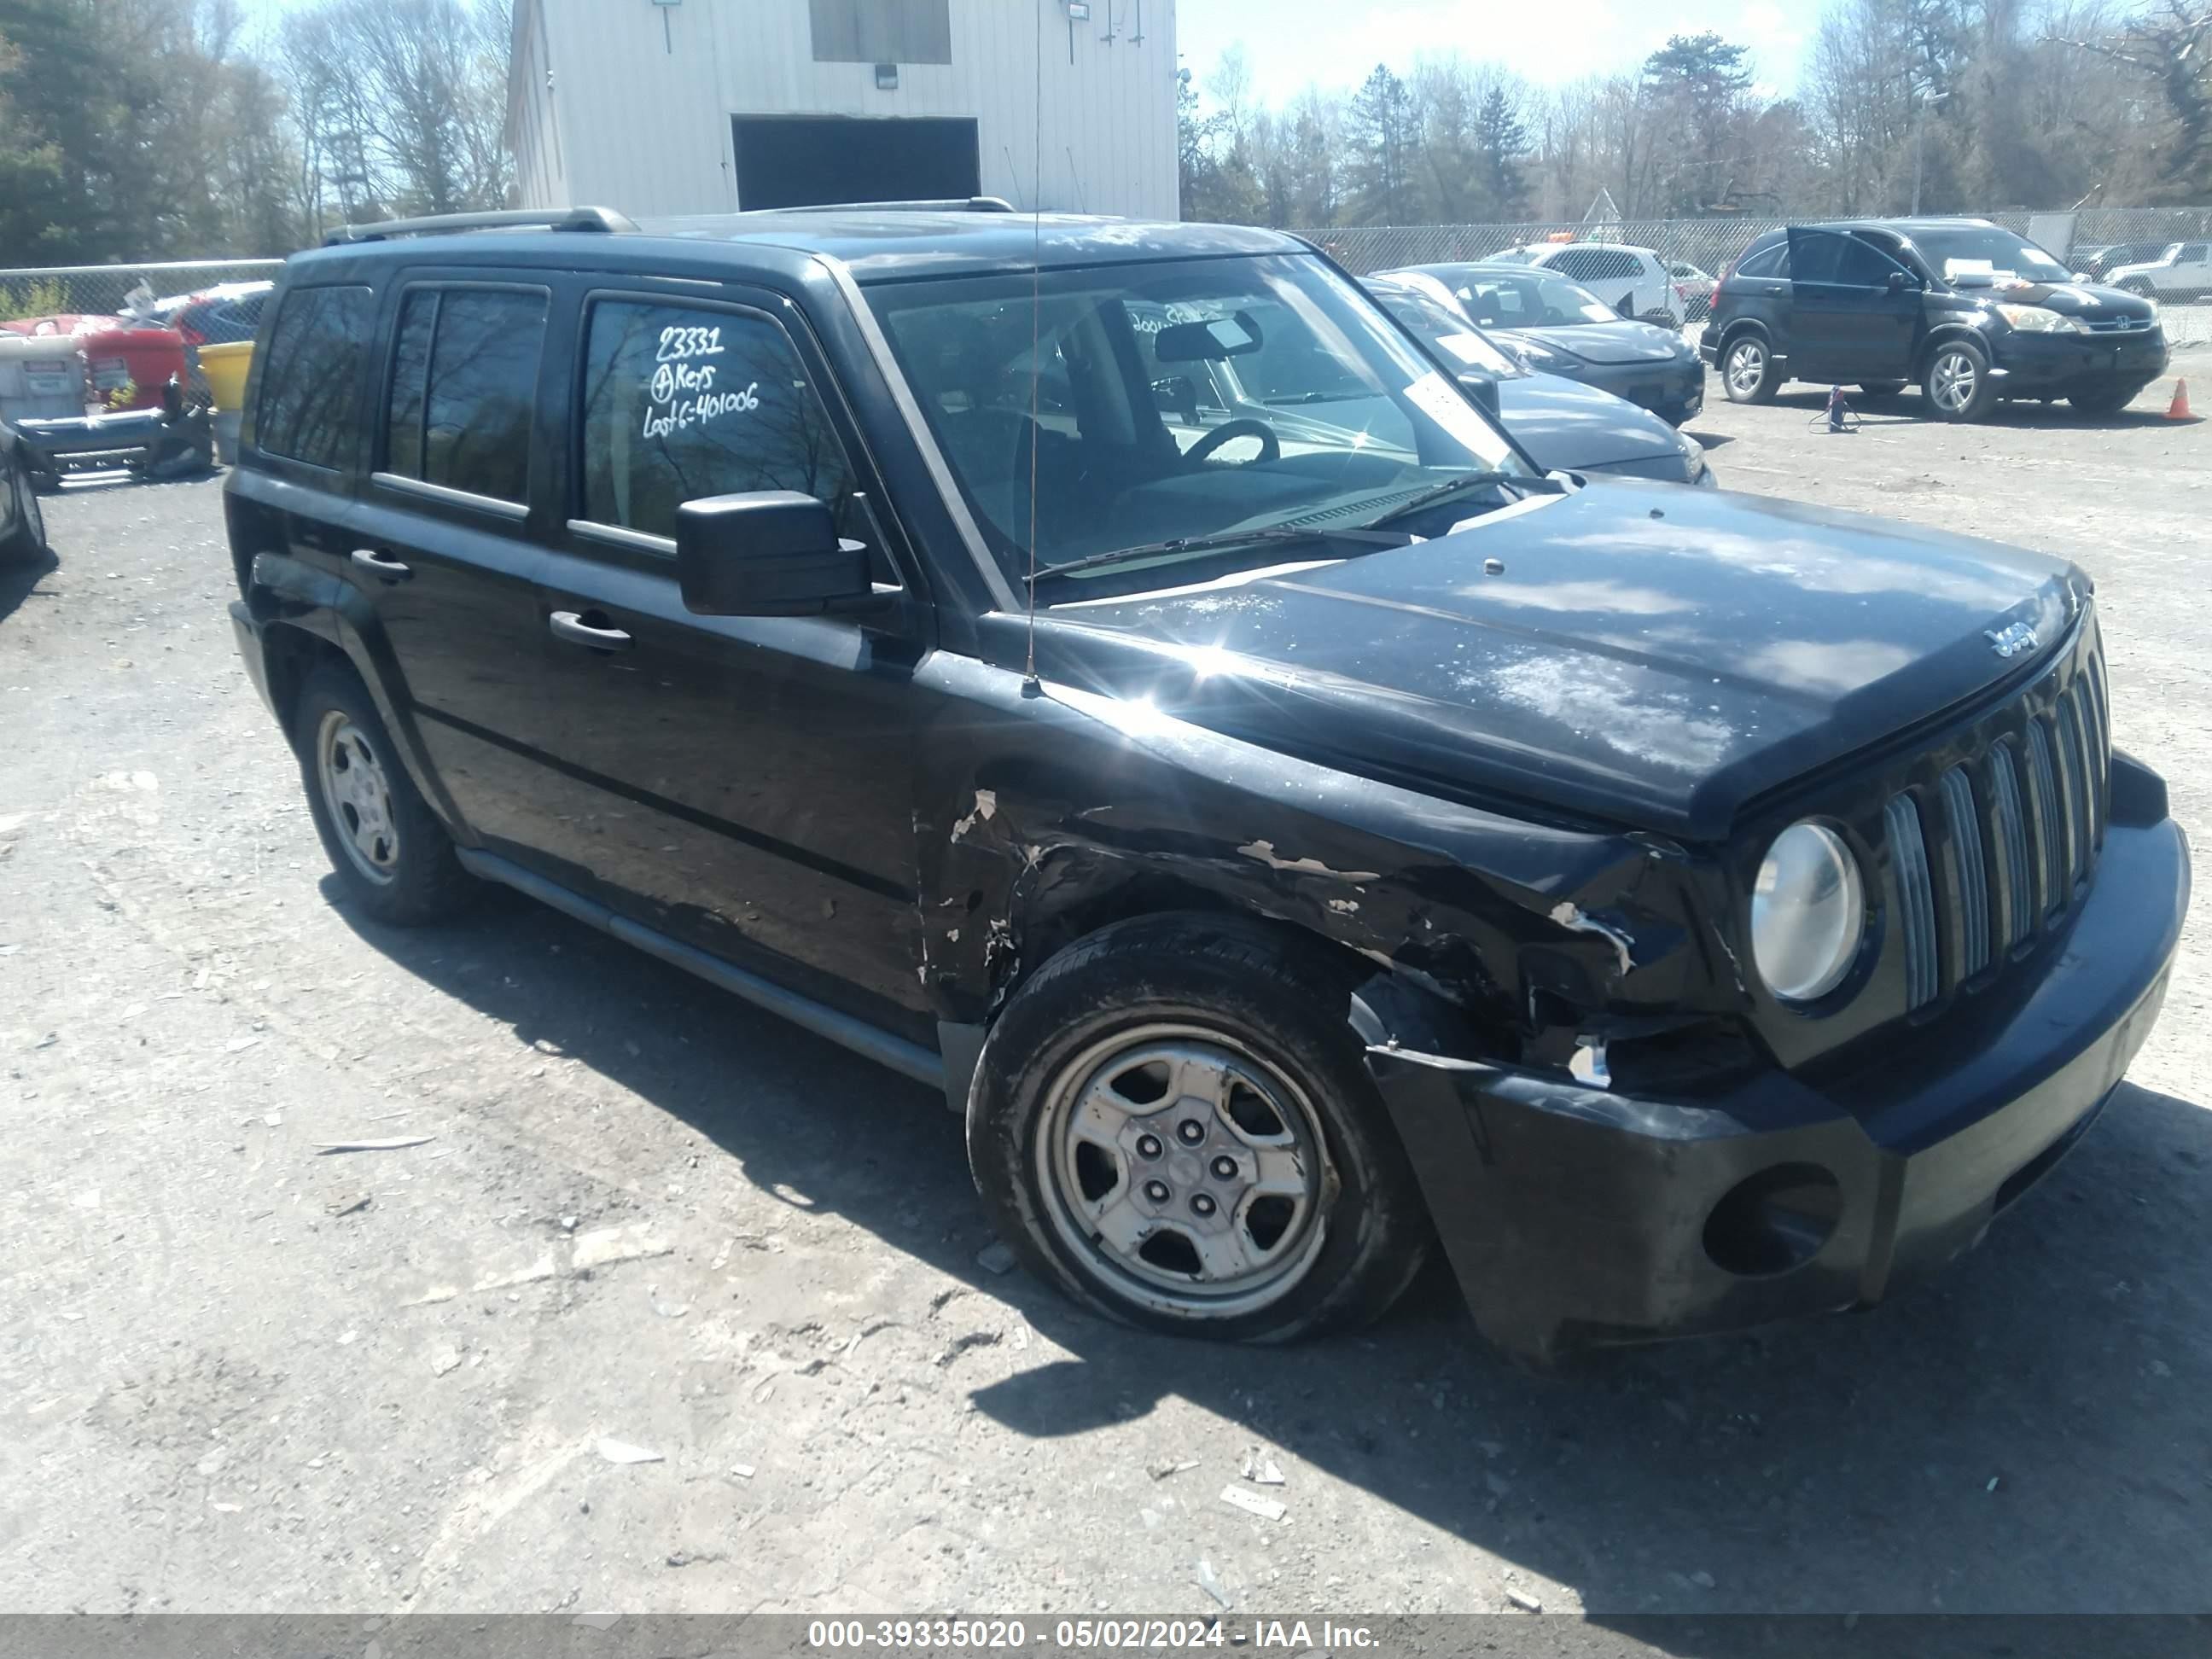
(1736, 242, 1788, 278)
(383, 287, 549, 504)
(2182, 243, 2209, 264)
(578, 299, 861, 542)
(254, 285, 375, 470)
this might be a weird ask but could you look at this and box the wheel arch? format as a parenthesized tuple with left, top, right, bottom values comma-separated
(1912, 322, 1988, 380)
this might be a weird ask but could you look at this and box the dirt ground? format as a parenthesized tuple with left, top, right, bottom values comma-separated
(3, 363, 2208, 1627)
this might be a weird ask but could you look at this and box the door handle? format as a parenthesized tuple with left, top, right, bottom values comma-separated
(351, 548, 411, 581)
(549, 610, 633, 651)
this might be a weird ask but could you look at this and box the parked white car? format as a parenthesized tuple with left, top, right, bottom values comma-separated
(1484, 241, 1680, 326)
(2104, 241, 2211, 300)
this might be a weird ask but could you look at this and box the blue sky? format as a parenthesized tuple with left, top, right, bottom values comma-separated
(1173, 0, 1819, 102)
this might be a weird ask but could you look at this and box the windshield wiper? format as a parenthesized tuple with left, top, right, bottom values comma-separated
(1361, 469, 1558, 530)
(1028, 522, 1414, 585)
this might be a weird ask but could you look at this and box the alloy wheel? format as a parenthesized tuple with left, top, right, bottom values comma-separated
(315, 709, 401, 885)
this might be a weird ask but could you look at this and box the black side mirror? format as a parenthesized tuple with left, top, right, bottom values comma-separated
(676, 491, 873, 618)
(1152, 375, 1199, 422)
(1615, 293, 1636, 317)
(1887, 270, 1912, 292)
(1456, 370, 1501, 419)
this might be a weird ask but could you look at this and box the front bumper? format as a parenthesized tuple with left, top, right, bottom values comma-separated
(1371, 808, 2189, 1363)
(1989, 327, 2168, 397)
(1587, 357, 1703, 422)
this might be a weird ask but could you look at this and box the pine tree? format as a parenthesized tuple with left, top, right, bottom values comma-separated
(1472, 86, 1529, 220)
(1345, 65, 1417, 224)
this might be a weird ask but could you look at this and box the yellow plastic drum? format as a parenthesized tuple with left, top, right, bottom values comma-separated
(196, 341, 254, 410)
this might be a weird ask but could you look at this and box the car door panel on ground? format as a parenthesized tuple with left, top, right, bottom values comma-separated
(352, 279, 558, 851)
(1784, 229, 1920, 380)
(521, 288, 931, 1033)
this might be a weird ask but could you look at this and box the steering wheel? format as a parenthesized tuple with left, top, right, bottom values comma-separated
(1186, 417, 1281, 465)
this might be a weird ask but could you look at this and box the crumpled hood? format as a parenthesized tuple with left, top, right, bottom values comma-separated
(1495, 372, 1694, 473)
(1031, 483, 2085, 839)
(1499, 320, 1688, 365)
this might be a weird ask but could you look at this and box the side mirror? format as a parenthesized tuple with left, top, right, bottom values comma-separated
(676, 491, 873, 618)
(1886, 270, 1912, 292)
(1615, 293, 1636, 317)
(1456, 370, 1501, 419)
(1151, 374, 1199, 422)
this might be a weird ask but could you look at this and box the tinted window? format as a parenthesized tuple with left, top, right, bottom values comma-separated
(384, 288, 548, 503)
(579, 300, 860, 542)
(2181, 243, 2209, 263)
(255, 285, 375, 469)
(1736, 242, 1788, 278)
(1796, 233, 1906, 287)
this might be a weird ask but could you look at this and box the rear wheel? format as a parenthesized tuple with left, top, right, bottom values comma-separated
(1923, 339, 1997, 422)
(966, 914, 1430, 1343)
(291, 661, 478, 927)
(0, 451, 49, 564)
(1721, 335, 1778, 404)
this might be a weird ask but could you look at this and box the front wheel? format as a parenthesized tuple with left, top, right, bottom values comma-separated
(1721, 335, 1778, 404)
(965, 914, 1430, 1343)
(1923, 339, 1997, 422)
(1, 451, 49, 564)
(2068, 386, 2135, 416)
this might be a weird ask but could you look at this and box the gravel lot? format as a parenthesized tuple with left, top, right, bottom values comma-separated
(3, 365, 2207, 1627)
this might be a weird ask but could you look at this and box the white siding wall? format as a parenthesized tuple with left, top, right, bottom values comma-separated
(515, 0, 1179, 221)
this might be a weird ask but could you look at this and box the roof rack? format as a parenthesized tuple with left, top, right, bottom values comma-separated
(760, 196, 1018, 216)
(323, 207, 637, 247)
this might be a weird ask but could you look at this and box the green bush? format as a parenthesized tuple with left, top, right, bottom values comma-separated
(0, 276, 72, 322)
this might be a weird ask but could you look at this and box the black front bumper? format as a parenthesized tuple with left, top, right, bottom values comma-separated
(1371, 808, 2189, 1363)
(1990, 327, 2168, 398)
(1586, 357, 1704, 422)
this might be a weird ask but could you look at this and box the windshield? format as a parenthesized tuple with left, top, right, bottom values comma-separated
(868, 253, 1526, 580)
(1906, 227, 2069, 285)
(1425, 267, 1618, 328)
(1370, 283, 1524, 378)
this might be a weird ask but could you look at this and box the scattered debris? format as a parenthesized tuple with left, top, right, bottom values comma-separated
(572, 1614, 620, 1631)
(33, 1032, 57, 1050)
(710, 1238, 732, 1270)
(1195, 1559, 1232, 1610)
(1254, 1457, 1284, 1487)
(262, 1111, 282, 1127)
(430, 1347, 462, 1377)
(1009, 1318, 1032, 1352)
(336, 1330, 358, 1346)
(1505, 1587, 1542, 1613)
(1149, 1458, 1201, 1481)
(327, 1196, 371, 1218)
(314, 1135, 434, 1154)
(224, 1035, 261, 1055)
(595, 1438, 664, 1465)
(976, 1240, 1017, 1275)
(729, 1463, 755, 1481)
(1219, 1485, 1285, 1522)
(571, 1222, 673, 1271)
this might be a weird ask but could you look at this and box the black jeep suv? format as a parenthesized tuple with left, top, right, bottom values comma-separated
(224, 205, 2187, 1361)
(1705, 218, 2168, 420)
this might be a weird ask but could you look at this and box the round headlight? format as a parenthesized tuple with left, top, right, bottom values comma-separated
(1751, 822, 1865, 1003)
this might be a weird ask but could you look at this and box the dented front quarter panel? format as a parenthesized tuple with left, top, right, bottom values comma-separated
(910, 616, 1738, 1057)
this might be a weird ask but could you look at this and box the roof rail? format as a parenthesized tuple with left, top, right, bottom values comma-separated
(760, 196, 1019, 216)
(323, 207, 637, 247)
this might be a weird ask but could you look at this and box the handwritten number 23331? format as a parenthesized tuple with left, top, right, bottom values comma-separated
(657, 326, 725, 364)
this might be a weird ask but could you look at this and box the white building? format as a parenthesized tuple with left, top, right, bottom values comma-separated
(509, 0, 1179, 222)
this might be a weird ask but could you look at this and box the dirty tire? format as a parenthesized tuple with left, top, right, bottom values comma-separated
(0, 450, 48, 564)
(1923, 338, 1997, 422)
(291, 660, 478, 927)
(1857, 380, 1907, 400)
(966, 913, 1430, 1343)
(1720, 334, 1778, 404)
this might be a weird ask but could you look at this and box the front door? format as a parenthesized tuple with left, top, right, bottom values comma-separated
(1785, 230, 1922, 381)
(518, 286, 933, 1033)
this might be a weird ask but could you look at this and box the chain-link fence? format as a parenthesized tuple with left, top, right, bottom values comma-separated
(1302, 207, 2212, 347)
(0, 258, 283, 327)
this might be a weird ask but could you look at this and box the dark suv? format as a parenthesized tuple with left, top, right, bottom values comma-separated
(225, 205, 2187, 1362)
(1705, 218, 2168, 420)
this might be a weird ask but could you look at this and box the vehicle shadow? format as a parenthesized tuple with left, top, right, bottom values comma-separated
(330, 880, 2212, 1616)
(0, 545, 60, 628)
(1765, 385, 2197, 430)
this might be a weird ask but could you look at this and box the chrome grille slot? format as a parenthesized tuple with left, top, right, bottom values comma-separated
(1939, 765, 1991, 979)
(2058, 691, 2093, 884)
(1987, 742, 2034, 951)
(2023, 717, 2065, 918)
(1887, 794, 1939, 1011)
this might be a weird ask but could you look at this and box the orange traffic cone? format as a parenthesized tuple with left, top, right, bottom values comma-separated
(2168, 378, 2192, 420)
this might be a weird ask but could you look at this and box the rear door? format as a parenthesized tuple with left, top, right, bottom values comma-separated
(349, 277, 559, 849)
(1784, 229, 1920, 380)
(516, 283, 933, 1029)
